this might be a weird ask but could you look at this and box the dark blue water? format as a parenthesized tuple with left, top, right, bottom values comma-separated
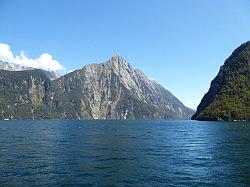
(0, 120, 249, 186)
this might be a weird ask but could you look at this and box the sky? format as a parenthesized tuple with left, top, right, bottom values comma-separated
(0, 0, 250, 109)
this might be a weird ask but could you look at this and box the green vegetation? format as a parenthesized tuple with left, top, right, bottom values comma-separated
(0, 70, 58, 119)
(192, 41, 250, 121)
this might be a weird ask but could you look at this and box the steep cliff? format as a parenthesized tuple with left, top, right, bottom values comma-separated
(192, 41, 250, 121)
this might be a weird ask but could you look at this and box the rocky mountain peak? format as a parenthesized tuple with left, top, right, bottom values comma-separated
(104, 55, 131, 70)
(110, 55, 127, 63)
(83, 55, 130, 72)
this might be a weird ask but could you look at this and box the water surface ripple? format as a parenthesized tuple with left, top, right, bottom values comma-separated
(0, 120, 249, 186)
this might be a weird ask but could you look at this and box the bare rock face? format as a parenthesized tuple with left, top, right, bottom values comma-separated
(52, 55, 194, 119)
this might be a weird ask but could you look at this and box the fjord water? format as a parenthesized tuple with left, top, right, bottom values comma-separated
(0, 120, 249, 186)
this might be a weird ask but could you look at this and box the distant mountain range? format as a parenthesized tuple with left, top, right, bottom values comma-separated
(192, 41, 250, 121)
(0, 60, 58, 80)
(0, 56, 194, 120)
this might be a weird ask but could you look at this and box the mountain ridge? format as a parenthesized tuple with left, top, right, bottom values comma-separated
(51, 55, 194, 119)
(0, 60, 58, 80)
(0, 55, 194, 120)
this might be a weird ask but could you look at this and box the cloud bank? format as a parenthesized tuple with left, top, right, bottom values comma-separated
(0, 43, 64, 72)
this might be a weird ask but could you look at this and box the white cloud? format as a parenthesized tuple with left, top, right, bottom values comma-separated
(0, 43, 14, 62)
(0, 43, 64, 72)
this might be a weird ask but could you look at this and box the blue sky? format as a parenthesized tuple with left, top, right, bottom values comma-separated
(0, 0, 250, 109)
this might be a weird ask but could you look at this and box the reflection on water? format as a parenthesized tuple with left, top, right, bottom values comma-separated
(0, 120, 249, 186)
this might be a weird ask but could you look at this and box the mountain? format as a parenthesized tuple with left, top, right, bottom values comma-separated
(0, 60, 33, 71)
(51, 55, 194, 119)
(0, 60, 58, 80)
(0, 55, 194, 120)
(192, 41, 250, 121)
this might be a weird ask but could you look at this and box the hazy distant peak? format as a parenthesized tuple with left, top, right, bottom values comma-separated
(0, 60, 57, 80)
(0, 60, 33, 71)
